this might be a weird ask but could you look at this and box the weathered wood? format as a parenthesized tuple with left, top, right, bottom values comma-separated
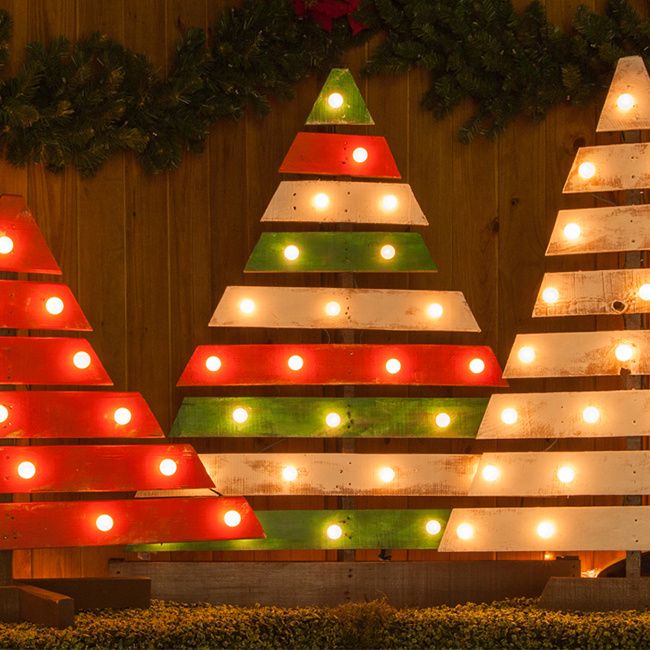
(16, 585, 74, 628)
(540, 577, 650, 611)
(170, 396, 487, 438)
(260, 180, 428, 225)
(210, 286, 478, 332)
(439, 506, 650, 552)
(109, 559, 580, 608)
(504, 331, 650, 378)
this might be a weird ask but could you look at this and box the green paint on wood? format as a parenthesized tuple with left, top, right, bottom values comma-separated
(306, 68, 374, 125)
(170, 397, 487, 438)
(245, 233, 437, 273)
(129, 509, 450, 552)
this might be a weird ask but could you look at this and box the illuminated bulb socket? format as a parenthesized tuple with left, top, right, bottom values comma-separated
(378, 466, 396, 483)
(563, 223, 581, 241)
(96, 514, 114, 532)
(325, 301, 341, 317)
(578, 162, 596, 180)
(544, 552, 555, 561)
(72, 351, 91, 369)
(469, 358, 485, 374)
(17, 461, 36, 480)
(616, 93, 635, 111)
(517, 346, 536, 364)
(456, 523, 474, 540)
(325, 412, 341, 428)
(352, 147, 368, 163)
(287, 354, 304, 371)
(0, 404, 8, 423)
(536, 521, 555, 539)
(435, 412, 451, 428)
(232, 407, 249, 424)
(427, 303, 444, 319)
(312, 193, 330, 210)
(425, 519, 442, 536)
(205, 355, 222, 372)
(159, 458, 178, 476)
(556, 465, 575, 484)
(282, 465, 298, 482)
(239, 298, 255, 315)
(500, 408, 518, 425)
(326, 524, 343, 540)
(0, 235, 14, 255)
(615, 343, 634, 362)
(639, 284, 650, 301)
(113, 407, 132, 425)
(283, 245, 300, 261)
(45, 296, 64, 315)
(481, 464, 500, 482)
(582, 406, 600, 424)
(542, 287, 559, 304)
(380, 244, 396, 260)
(385, 358, 401, 375)
(224, 510, 242, 528)
(380, 194, 398, 212)
(327, 92, 344, 109)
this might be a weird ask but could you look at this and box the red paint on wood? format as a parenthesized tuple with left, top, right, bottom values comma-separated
(0, 280, 91, 331)
(0, 195, 61, 275)
(0, 337, 112, 386)
(0, 497, 263, 549)
(0, 444, 214, 493)
(279, 132, 401, 178)
(0, 391, 163, 439)
(178, 344, 506, 387)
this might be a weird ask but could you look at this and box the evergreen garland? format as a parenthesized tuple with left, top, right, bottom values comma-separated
(0, 0, 648, 175)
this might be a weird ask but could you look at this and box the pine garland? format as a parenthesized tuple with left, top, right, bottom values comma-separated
(0, 0, 648, 175)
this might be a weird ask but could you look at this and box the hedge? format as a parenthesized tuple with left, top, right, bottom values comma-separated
(2, 598, 650, 649)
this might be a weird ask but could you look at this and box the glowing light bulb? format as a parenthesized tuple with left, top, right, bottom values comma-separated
(385, 358, 401, 374)
(563, 223, 581, 241)
(96, 514, 114, 532)
(500, 408, 518, 425)
(380, 244, 396, 260)
(616, 93, 635, 111)
(536, 521, 555, 539)
(435, 412, 451, 428)
(17, 461, 36, 480)
(544, 552, 555, 561)
(469, 358, 485, 374)
(456, 523, 474, 540)
(378, 466, 396, 483)
(282, 465, 298, 482)
(312, 193, 330, 210)
(72, 351, 91, 369)
(224, 510, 241, 527)
(325, 412, 341, 428)
(205, 355, 222, 372)
(288, 354, 304, 371)
(481, 464, 500, 482)
(45, 296, 64, 315)
(380, 194, 398, 212)
(325, 301, 341, 317)
(615, 343, 634, 362)
(283, 245, 300, 261)
(352, 147, 368, 163)
(556, 465, 575, 484)
(427, 303, 444, 319)
(239, 298, 255, 315)
(326, 524, 343, 540)
(0, 235, 14, 255)
(542, 287, 559, 304)
(232, 407, 249, 424)
(113, 407, 132, 425)
(582, 406, 600, 424)
(159, 458, 178, 476)
(578, 162, 596, 180)
(0, 405, 8, 423)
(327, 92, 344, 109)
(518, 346, 536, 364)
(425, 519, 442, 536)
(639, 284, 650, 301)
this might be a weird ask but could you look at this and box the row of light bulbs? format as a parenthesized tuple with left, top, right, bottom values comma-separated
(498, 404, 602, 426)
(94, 509, 243, 533)
(281, 243, 400, 262)
(541, 283, 650, 305)
(0, 404, 133, 426)
(311, 192, 399, 213)
(278, 464, 398, 484)
(516, 342, 637, 365)
(455, 519, 558, 541)
(479, 462, 576, 484)
(325, 518, 442, 541)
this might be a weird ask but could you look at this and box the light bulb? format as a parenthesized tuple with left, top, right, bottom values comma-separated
(500, 408, 518, 425)
(380, 194, 398, 212)
(312, 193, 330, 210)
(96, 514, 114, 532)
(287, 354, 304, 371)
(578, 162, 596, 179)
(435, 412, 451, 428)
(0, 235, 14, 255)
(380, 244, 396, 260)
(327, 92, 344, 109)
(563, 223, 581, 241)
(282, 465, 298, 482)
(582, 406, 600, 424)
(456, 523, 474, 540)
(518, 346, 535, 364)
(385, 358, 401, 374)
(232, 407, 249, 424)
(615, 343, 634, 362)
(159, 458, 178, 476)
(536, 521, 555, 539)
(556, 465, 575, 484)
(72, 351, 91, 369)
(639, 284, 650, 301)
(352, 147, 368, 163)
(205, 355, 222, 372)
(481, 464, 500, 482)
(544, 552, 555, 561)
(113, 407, 132, 425)
(542, 287, 559, 304)
(325, 412, 341, 428)
(239, 298, 255, 315)
(425, 519, 442, 536)
(326, 524, 343, 540)
(325, 301, 341, 317)
(45, 296, 64, 315)
(427, 303, 444, 319)
(17, 461, 36, 479)
(283, 245, 300, 261)
(224, 510, 241, 527)
(469, 358, 485, 374)
(378, 466, 395, 483)
(0, 405, 8, 423)
(616, 93, 635, 111)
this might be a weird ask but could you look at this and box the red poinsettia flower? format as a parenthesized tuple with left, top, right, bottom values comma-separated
(294, 0, 366, 35)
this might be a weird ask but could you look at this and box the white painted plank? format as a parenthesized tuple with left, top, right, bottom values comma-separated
(477, 391, 650, 439)
(210, 286, 480, 332)
(439, 507, 650, 552)
(504, 331, 650, 378)
(260, 180, 428, 225)
(532, 269, 650, 317)
(546, 205, 650, 256)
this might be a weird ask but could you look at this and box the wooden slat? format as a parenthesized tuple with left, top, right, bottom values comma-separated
(477, 390, 650, 439)
(210, 286, 478, 332)
(260, 180, 428, 225)
(170, 396, 487, 438)
(597, 56, 650, 132)
(245, 232, 436, 273)
(0, 497, 263, 550)
(128, 509, 450, 551)
(503, 331, 650, 378)
(279, 133, 401, 178)
(563, 143, 650, 193)
(470, 451, 650, 496)
(546, 205, 650, 256)
(178, 344, 506, 386)
(532, 269, 650, 317)
(0, 336, 112, 385)
(439, 506, 650, 552)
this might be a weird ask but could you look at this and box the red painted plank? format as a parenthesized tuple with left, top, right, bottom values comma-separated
(0, 497, 263, 550)
(0, 337, 112, 386)
(0, 391, 163, 439)
(0, 280, 91, 331)
(0, 195, 61, 275)
(0, 444, 214, 493)
(178, 344, 506, 387)
(279, 132, 401, 178)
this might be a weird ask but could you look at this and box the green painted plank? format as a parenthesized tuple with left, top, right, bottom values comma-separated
(129, 509, 450, 552)
(306, 68, 374, 125)
(245, 233, 437, 273)
(170, 397, 487, 438)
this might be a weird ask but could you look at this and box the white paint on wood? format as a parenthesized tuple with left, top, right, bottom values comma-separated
(210, 286, 480, 332)
(439, 506, 650, 552)
(260, 180, 428, 225)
